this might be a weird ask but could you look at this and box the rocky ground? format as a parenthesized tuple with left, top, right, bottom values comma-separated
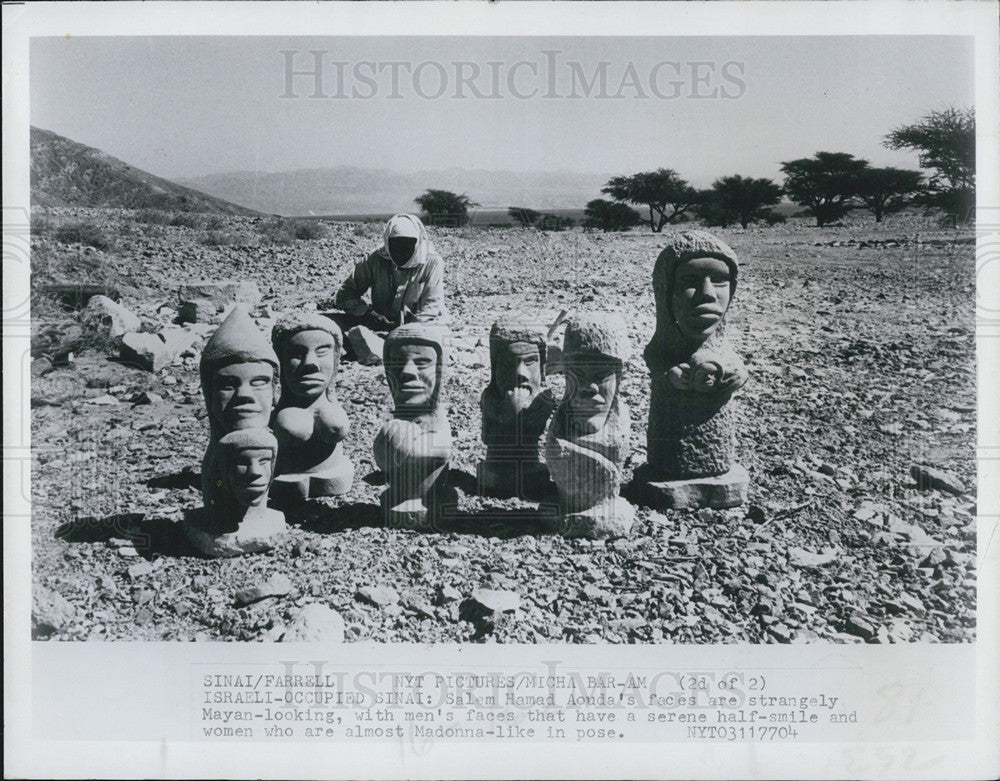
(28, 207, 977, 643)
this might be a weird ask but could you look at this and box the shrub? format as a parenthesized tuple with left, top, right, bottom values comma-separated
(169, 213, 206, 229)
(292, 220, 327, 240)
(201, 229, 250, 247)
(54, 222, 112, 251)
(583, 199, 642, 232)
(537, 213, 575, 231)
(135, 209, 172, 225)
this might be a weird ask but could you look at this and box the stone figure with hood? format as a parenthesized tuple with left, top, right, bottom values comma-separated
(269, 312, 354, 506)
(478, 320, 556, 499)
(630, 230, 749, 509)
(185, 306, 286, 555)
(373, 323, 457, 529)
(544, 314, 635, 539)
(330, 214, 448, 364)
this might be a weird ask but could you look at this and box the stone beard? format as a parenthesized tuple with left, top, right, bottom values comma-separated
(197, 306, 279, 514)
(373, 324, 455, 529)
(635, 230, 749, 509)
(544, 314, 635, 539)
(184, 428, 287, 557)
(478, 323, 556, 498)
(270, 313, 354, 504)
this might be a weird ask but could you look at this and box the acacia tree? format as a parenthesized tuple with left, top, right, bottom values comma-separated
(414, 189, 479, 226)
(698, 175, 783, 229)
(780, 152, 869, 227)
(601, 168, 699, 232)
(508, 206, 540, 227)
(583, 199, 642, 232)
(884, 107, 975, 225)
(854, 167, 924, 222)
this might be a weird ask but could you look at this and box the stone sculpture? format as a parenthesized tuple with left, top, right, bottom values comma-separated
(631, 230, 749, 509)
(544, 314, 635, 539)
(373, 323, 456, 529)
(184, 428, 286, 557)
(477, 321, 556, 498)
(186, 306, 285, 555)
(270, 313, 354, 505)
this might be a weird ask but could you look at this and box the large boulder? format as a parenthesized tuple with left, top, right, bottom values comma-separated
(176, 280, 262, 324)
(80, 295, 141, 344)
(120, 327, 197, 372)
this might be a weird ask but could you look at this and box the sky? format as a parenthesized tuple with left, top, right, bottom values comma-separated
(30, 35, 975, 186)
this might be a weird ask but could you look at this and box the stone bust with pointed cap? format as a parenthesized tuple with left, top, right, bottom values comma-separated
(631, 230, 749, 509)
(184, 428, 286, 557)
(373, 323, 456, 529)
(544, 314, 635, 539)
(198, 306, 280, 518)
(478, 321, 556, 499)
(269, 312, 354, 505)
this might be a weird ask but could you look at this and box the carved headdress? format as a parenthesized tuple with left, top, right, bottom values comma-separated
(488, 320, 548, 386)
(648, 230, 739, 368)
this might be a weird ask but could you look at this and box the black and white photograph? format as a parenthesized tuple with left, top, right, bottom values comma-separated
(4, 2, 999, 778)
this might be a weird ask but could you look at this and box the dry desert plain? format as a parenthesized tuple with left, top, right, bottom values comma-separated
(26, 207, 977, 643)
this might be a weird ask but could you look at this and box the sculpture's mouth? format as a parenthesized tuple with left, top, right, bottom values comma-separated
(398, 383, 427, 398)
(295, 374, 327, 386)
(693, 305, 723, 319)
(230, 406, 262, 418)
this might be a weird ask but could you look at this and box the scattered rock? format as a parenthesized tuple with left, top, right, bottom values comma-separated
(844, 613, 875, 641)
(234, 573, 293, 607)
(910, 464, 964, 495)
(84, 394, 119, 405)
(469, 588, 521, 613)
(280, 604, 345, 643)
(32, 586, 77, 638)
(127, 561, 154, 579)
(131, 391, 163, 405)
(346, 326, 384, 366)
(356, 585, 400, 608)
(789, 547, 839, 568)
(433, 584, 462, 605)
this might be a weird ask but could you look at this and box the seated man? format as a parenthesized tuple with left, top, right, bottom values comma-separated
(328, 213, 448, 364)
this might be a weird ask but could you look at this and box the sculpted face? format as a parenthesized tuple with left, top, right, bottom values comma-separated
(388, 343, 437, 408)
(281, 329, 338, 401)
(671, 257, 733, 341)
(565, 353, 618, 428)
(210, 361, 275, 432)
(227, 447, 275, 507)
(495, 341, 542, 398)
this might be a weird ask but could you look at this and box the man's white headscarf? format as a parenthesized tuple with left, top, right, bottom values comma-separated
(381, 214, 431, 269)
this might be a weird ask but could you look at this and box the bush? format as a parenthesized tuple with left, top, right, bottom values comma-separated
(583, 199, 642, 232)
(169, 213, 206, 229)
(54, 222, 112, 251)
(537, 213, 575, 231)
(135, 209, 172, 225)
(292, 220, 327, 240)
(201, 229, 250, 247)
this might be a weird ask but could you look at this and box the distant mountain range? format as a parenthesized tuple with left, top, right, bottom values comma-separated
(30, 127, 259, 215)
(177, 167, 612, 217)
(30, 126, 612, 217)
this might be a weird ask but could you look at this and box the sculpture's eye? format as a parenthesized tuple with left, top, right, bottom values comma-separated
(316, 346, 331, 356)
(251, 375, 271, 387)
(415, 357, 432, 367)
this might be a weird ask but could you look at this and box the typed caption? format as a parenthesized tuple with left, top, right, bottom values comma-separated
(195, 661, 862, 743)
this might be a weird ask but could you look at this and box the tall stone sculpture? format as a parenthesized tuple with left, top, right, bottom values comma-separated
(631, 230, 749, 509)
(184, 429, 286, 557)
(544, 314, 635, 539)
(186, 306, 286, 555)
(270, 313, 354, 505)
(373, 323, 456, 529)
(477, 321, 556, 499)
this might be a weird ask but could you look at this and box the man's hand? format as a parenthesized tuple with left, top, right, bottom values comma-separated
(366, 312, 395, 332)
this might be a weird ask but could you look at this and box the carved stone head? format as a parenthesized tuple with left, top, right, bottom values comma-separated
(217, 428, 278, 509)
(383, 323, 448, 417)
(561, 314, 628, 433)
(488, 321, 547, 401)
(271, 312, 343, 403)
(200, 306, 279, 437)
(652, 230, 739, 354)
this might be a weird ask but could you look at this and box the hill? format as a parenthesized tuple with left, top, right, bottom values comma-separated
(30, 127, 260, 215)
(178, 166, 612, 217)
